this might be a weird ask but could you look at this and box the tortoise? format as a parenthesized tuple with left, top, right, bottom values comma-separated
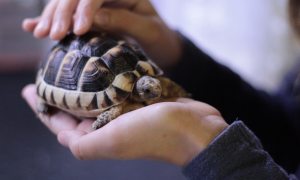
(35, 32, 188, 129)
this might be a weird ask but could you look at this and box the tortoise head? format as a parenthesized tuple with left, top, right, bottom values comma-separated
(135, 76, 162, 101)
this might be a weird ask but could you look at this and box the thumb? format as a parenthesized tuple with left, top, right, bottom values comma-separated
(22, 17, 40, 33)
(93, 8, 182, 68)
(58, 124, 123, 160)
(93, 8, 162, 46)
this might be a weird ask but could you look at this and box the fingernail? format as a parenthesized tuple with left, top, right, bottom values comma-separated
(34, 21, 48, 38)
(50, 22, 61, 40)
(35, 22, 45, 32)
(74, 17, 85, 34)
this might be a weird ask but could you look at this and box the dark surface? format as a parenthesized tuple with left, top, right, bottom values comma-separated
(0, 72, 185, 180)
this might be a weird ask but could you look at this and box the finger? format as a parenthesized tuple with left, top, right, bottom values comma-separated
(34, 0, 58, 38)
(60, 107, 159, 160)
(103, 0, 157, 15)
(21, 84, 51, 127)
(76, 119, 94, 133)
(22, 84, 38, 112)
(47, 112, 79, 134)
(58, 130, 97, 159)
(22, 17, 40, 32)
(50, 0, 79, 40)
(58, 123, 123, 160)
(74, 0, 105, 35)
(93, 8, 160, 46)
(57, 130, 86, 148)
(21, 84, 51, 125)
(22, 84, 78, 134)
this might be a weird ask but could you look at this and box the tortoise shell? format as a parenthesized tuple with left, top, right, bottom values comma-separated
(36, 32, 163, 117)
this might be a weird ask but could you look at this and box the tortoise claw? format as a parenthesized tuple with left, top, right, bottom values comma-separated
(36, 99, 49, 114)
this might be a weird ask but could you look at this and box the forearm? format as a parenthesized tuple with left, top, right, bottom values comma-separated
(169, 33, 296, 124)
(183, 121, 298, 180)
(169, 33, 300, 170)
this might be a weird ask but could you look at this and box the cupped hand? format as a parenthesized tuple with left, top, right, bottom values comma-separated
(22, 84, 228, 166)
(22, 0, 182, 68)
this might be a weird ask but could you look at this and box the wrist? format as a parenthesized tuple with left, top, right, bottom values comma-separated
(173, 115, 228, 167)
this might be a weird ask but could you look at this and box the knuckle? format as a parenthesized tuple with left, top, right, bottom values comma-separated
(152, 103, 178, 117)
(81, 0, 97, 12)
(69, 140, 86, 160)
(144, 17, 165, 44)
(211, 108, 222, 117)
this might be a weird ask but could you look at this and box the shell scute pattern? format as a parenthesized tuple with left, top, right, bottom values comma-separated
(79, 57, 114, 92)
(37, 32, 158, 114)
(55, 50, 90, 90)
(43, 47, 66, 85)
(101, 45, 139, 75)
(36, 32, 190, 129)
(81, 36, 118, 57)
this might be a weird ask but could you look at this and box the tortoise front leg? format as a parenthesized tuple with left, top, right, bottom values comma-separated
(92, 105, 123, 130)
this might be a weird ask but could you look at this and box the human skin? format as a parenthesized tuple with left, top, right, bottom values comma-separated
(22, 0, 229, 166)
(22, 84, 228, 166)
(22, 0, 182, 69)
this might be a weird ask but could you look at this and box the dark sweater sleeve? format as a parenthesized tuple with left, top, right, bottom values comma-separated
(183, 121, 298, 180)
(168, 34, 300, 171)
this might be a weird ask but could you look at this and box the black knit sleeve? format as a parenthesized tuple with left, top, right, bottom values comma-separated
(183, 121, 298, 180)
(168, 33, 300, 171)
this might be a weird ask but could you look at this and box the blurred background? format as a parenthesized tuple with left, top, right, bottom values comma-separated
(152, 0, 300, 92)
(0, 0, 299, 179)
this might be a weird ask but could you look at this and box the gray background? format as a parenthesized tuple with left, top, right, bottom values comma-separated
(0, 72, 186, 180)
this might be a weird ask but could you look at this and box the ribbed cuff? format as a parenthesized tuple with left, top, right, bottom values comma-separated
(182, 121, 290, 180)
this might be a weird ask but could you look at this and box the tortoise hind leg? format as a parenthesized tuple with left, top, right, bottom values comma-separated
(36, 97, 49, 114)
(92, 105, 123, 130)
(157, 77, 190, 98)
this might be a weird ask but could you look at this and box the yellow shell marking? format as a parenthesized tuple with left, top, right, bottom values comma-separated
(112, 72, 135, 92)
(137, 61, 155, 76)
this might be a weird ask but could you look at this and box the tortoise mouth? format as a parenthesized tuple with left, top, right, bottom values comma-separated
(139, 91, 161, 100)
(136, 75, 162, 101)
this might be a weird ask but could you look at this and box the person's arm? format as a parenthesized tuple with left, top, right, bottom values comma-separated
(169, 35, 300, 171)
(22, 84, 229, 166)
(22, 0, 300, 171)
(22, 85, 298, 179)
(183, 121, 298, 180)
(22, 0, 182, 70)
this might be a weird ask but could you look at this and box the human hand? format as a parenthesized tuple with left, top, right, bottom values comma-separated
(22, 84, 228, 166)
(22, 0, 182, 68)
